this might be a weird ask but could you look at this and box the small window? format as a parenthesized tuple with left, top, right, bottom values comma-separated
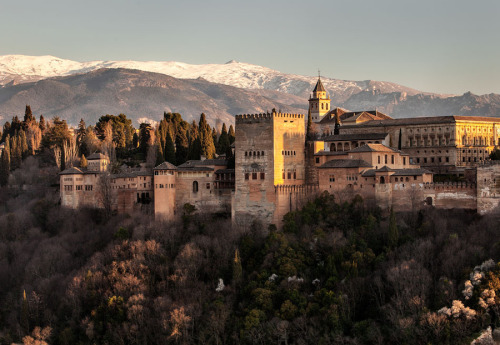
(193, 181, 199, 192)
(245, 151, 248, 157)
(385, 155, 388, 164)
(293, 172, 297, 179)
(378, 156, 381, 164)
(252, 172, 257, 180)
(315, 157, 320, 164)
(287, 172, 292, 179)
(261, 151, 264, 156)
(260, 172, 265, 179)
(391, 155, 394, 164)
(245, 173, 249, 180)
(403, 157, 406, 165)
(206, 183, 210, 189)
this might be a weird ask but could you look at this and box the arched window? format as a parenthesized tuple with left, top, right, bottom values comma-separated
(380, 176, 385, 184)
(193, 181, 199, 193)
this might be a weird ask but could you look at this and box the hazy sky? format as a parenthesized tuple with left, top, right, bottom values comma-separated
(0, 0, 499, 95)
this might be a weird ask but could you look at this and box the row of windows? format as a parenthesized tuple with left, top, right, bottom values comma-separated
(156, 184, 175, 188)
(415, 157, 450, 164)
(155, 170, 174, 175)
(377, 155, 399, 165)
(245, 151, 265, 157)
(409, 127, 450, 133)
(311, 102, 329, 110)
(462, 149, 492, 154)
(64, 185, 93, 191)
(282, 150, 296, 156)
(245, 172, 265, 180)
(461, 137, 497, 146)
(282, 171, 297, 180)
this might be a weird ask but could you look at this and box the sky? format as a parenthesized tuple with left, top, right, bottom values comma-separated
(0, 0, 499, 95)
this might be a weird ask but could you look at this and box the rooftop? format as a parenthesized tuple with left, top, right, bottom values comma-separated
(323, 133, 388, 142)
(319, 159, 372, 169)
(87, 152, 109, 160)
(154, 161, 177, 170)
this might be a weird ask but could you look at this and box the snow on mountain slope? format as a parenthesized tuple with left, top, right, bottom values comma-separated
(0, 55, 427, 101)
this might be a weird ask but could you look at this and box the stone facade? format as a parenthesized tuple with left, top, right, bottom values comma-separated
(59, 81, 500, 227)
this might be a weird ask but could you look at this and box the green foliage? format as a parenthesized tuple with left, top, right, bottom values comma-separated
(80, 154, 88, 169)
(0, 136, 10, 186)
(164, 132, 176, 165)
(41, 117, 71, 149)
(114, 227, 131, 240)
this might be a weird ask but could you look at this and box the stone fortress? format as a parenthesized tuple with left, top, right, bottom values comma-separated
(60, 78, 500, 226)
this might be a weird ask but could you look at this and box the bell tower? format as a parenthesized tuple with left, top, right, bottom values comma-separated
(309, 76, 331, 122)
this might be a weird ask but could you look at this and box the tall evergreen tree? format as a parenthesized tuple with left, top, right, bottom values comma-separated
(198, 113, 216, 159)
(39, 115, 46, 132)
(188, 121, 201, 160)
(76, 119, 87, 154)
(306, 108, 313, 140)
(1, 122, 10, 142)
(217, 123, 230, 156)
(175, 128, 189, 165)
(0, 136, 10, 186)
(155, 139, 165, 166)
(18, 130, 29, 158)
(24, 105, 34, 124)
(10, 135, 22, 170)
(228, 125, 235, 144)
(164, 132, 176, 165)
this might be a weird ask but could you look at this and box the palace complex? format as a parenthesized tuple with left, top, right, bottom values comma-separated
(60, 78, 500, 227)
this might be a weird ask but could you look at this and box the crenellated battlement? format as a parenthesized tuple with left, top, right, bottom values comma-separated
(423, 182, 476, 190)
(274, 184, 319, 194)
(235, 112, 305, 123)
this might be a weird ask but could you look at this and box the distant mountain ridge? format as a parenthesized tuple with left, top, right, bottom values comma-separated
(0, 68, 304, 126)
(0, 55, 499, 125)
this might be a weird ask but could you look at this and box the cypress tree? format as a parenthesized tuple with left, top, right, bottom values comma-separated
(2, 122, 10, 142)
(164, 132, 176, 165)
(188, 121, 201, 160)
(155, 139, 165, 166)
(198, 113, 216, 159)
(10, 135, 21, 170)
(228, 125, 235, 144)
(18, 130, 29, 158)
(306, 108, 313, 140)
(24, 105, 34, 124)
(0, 136, 10, 186)
(175, 129, 189, 165)
(39, 115, 46, 132)
(217, 123, 230, 156)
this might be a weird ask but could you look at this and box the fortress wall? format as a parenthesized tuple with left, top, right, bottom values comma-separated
(477, 164, 500, 214)
(423, 183, 477, 210)
(273, 184, 319, 227)
(234, 113, 277, 227)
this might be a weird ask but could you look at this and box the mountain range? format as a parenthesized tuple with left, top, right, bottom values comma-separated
(0, 55, 499, 127)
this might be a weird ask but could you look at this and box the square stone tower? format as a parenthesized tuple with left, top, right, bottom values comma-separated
(233, 110, 305, 226)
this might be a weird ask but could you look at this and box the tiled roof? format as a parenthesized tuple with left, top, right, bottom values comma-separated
(376, 166, 395, 172)
(348, 143, 400, 153)
(319, 159, 372, 169)
(323, 133, 388, 142)
(177, 159, 227, 168)
(314, 151, 348, 156)
(154, 161, 177, 170)
(59, 167, 85, 175)
(87, 153, 109, 160)
(215, 169, 235, 174)
(313, 78, 326, 92)
(392, 168, 433, 176)
(177, 166, 214, 172)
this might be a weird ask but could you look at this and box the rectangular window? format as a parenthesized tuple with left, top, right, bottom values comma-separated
(385, 155, 388, 164)
(252, 172, 257, 180)
(446, 157, 449, 162)
(424, 158, 427, 163)
(288, 172, 292, 179)
(378, 156, 380, 164)
(293, 172, 296, 179)
(282, 171, 285, 179)
(206, 183, 210, 189)
(315, 157, 320, 164)
(403, 157, 406, 165)
(329, 175, 335, 182)
(260, 172, 265, 180)
(245, 173, 249, 180)
(76, 185, 83, 191)
(417, 158, 420, 163)
(391, 155, 394, 164)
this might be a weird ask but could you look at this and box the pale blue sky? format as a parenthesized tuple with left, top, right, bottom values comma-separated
(0, 0, 499, 95)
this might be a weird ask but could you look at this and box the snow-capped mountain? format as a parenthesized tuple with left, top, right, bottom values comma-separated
(0, 55, 425, 102)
